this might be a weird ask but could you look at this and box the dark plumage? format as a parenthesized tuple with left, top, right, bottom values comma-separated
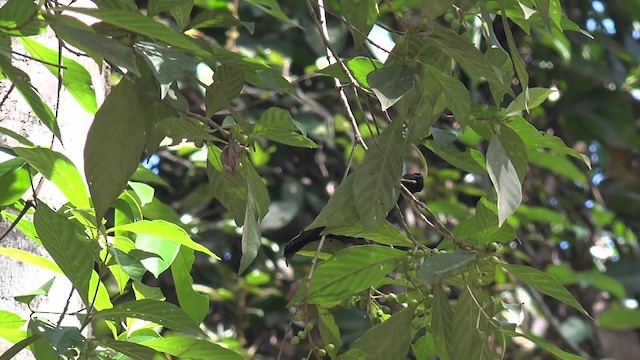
(284, 173, 424, 260)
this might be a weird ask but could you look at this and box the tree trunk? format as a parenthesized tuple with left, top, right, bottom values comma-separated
(0, 1, 107, 358)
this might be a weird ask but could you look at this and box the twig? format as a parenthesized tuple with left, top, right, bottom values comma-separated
(0, 200, 35, 243)
(305, 0, 368, 150)
(0, 82, 16, 109)
(56, 286, 76, 326)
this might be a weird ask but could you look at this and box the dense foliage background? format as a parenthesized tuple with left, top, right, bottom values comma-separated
(0, 0, 639, 359)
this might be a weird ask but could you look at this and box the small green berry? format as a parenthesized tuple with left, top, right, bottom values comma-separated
(387, 293, 398, 304)
(291, 336, 300, 345)
(305, 322, 314, 332)
(317, 349, 327, 357)
(325, 344, 336, 352)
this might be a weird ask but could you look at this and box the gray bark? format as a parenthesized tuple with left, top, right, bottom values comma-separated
(0, 1, 107, 358)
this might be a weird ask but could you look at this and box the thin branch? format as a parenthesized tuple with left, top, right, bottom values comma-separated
(0, 200, 34, 243)
(305, 0, 368, 150)
(56, 286, 76, 326)
(0, 82, 16, 109)
(7, 49, 67, 69)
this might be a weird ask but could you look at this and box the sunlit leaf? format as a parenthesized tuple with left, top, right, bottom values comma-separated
(0, 57, 60, 139)
(487, 134, 522, 226)
(95, 299, 202, 333)
(21, 38, 97, 114)
(291, 245, 404, 304)
(368, 65, 416, 110)
(503, 264, 590, 316)
(140, 335, 244, 360)
(14, 147, 90, 209)
(108, 220, 219, 260)
(316, 56, 383, 88)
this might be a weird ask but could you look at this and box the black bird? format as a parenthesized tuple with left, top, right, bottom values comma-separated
(284, 173, 424, 260)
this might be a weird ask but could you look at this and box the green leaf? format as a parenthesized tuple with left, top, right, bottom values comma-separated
(188, 10, 253, 33)
(239, 184, 262, 274)
(0, 247, 61, 273)
(63, 6, 293, 95)
(207, 145, 270, 226)
(0, 0, 45, 36)
(0, 310, 25, 329)
(367, 65, 416, 110)
(429, 25, 511, 96)
(172, 247, 208, 323)
(46, 15, 138, 75)
(487, 134, 522, 226)
(205, 64, 245, 116)
(85, 79, 147, 226)
(109, 236, 147, 283)
(527, 151, 587, 184)
(135, 41, 196, 99)
(0, 158, 30, 206)
(171, 0, 194, 30)
(499, 1, 529, 91)
(453, 198, 516, 246)
(0, 126, 34, 146)
(156, 116, 221, 144)
(0, 56, 60, 140)
(108, 220, 219, 259)
(424, 140, 487, 174)
(306, 174, 360, 230)
(450, 286, 493, 360)
(340, 305, 415, 360)
(291, 245, 405, 304)
(419, 251, 476, 285)
(497, 125, 527, 182)
(352, 119, 405, 230)
(132, 165, 170, 188)
(340, 0, 377, 48)
(316, 56, 383, 89)
(0, 335, 40, 360)
(501, 330, 586, 360)
(244, 0, 295, 24)
(507, 116, 590, 167)
(140, 335, 244, 360)
(517, 205, 573, 228)
(94, 299, 202, 333)
(98, 339, 164, 360)
(421, 0, 454, 20)
(317, 306, 341, 359)
(33, 202, 93, 305)
(484, 46, 514, 106)
(28, 318, 85, 359)
(15, 278, 55, 304)
(424, 64, 471, 123)
(327, 220, 413, 247)
(21, 37, 98, 114)
(14, 147, 90, 209)
(503, 264, 590, 316)
(598, 309, 640, 330)
(252, 107, 317, 148)
(505, 87, 554, 116)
